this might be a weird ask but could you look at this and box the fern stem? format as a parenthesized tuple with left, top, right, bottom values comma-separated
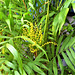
(43, 0, 50, 44)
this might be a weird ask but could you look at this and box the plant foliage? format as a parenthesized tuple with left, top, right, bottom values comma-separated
(0, 0, 75, 75)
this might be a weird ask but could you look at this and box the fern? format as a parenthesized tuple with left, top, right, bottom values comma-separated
(47, 33, 75, 75)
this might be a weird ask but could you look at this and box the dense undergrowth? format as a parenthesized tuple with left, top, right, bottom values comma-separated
(0, 0, 75, 75)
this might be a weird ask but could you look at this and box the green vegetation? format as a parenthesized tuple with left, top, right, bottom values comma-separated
(0, 0, 75, 75)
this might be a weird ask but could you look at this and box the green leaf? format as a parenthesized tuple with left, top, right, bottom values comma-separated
(43, 1, 50, 43)
(5, 60, 16, 69)
(58, 55, 64, 75)
(60, 33, 72, 52)
(35, 58, 48, 62)
(14, 71, 20, 75)
(65, 37, 75, 49)
(52, 8, 69, 37)
(0, 12, 7, 20)
(24, 64, 34, 75)
(6, 43, 23, 74)
(62, 52, 75, 72)
(0, 12, 4, 19)
(38, 15, 46, 25)
(0, 71, 2, 75)
(56, 35, 63, 55)
(6, 43, 18, 60)
(48, 36, 54, 40)
(0, 64, 10, 72)
(70, 48, 75, 59)
(52, 44, 55, 57)
(35, 52, 44, 61)
(58, 8, 69, 34)
(5, 0, 10, 7)
(8, 6, 14, 29)
(72, 3, 75, 13)
(28, 62, 46, 75)
(38, 11, 55, 26)
(63, 0, 72, 8)
(0, 46, 5, 49)
(15, 36, 49, 61)
(47, 60, 53, 75)
(66, 49, 75, 66)
(0, 41, 9, 45)
(0, 36, 11, 39)
(28, 2, 35, 10)
(53, 57, 58, 75)
(9, 39, 14, 46)
(5, 19, 11, 31)
(0, 58, 5, 65)
(23, 70, 27, 75)
(29, 0, 33, 4)
(3, 29, 18, 36)
(33, 62, 49, 70)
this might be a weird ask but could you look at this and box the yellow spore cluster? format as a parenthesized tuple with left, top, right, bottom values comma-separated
(22, 22, 57, 53)
(22, 22, 43, 53)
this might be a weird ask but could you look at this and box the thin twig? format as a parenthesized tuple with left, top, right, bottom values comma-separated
(22, 0, 27, 11)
